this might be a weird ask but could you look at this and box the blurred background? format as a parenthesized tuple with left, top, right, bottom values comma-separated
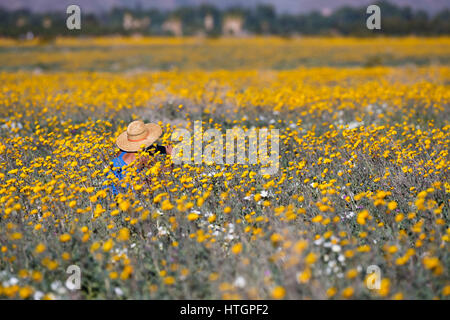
(0, 0, 449, 38)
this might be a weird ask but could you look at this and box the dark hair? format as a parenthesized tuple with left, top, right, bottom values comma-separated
(118, 144, 167, 155)
(145, 144, 167, 156)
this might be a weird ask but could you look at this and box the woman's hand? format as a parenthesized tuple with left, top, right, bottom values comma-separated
(165, 145, 173, 155)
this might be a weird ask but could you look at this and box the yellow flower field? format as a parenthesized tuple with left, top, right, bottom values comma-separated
(0, 36, 449, 71)
(0, 37, 448, 299)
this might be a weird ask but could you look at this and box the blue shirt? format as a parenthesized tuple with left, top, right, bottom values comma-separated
(106, 150, 166, 196)
(108, 151, 130, 196)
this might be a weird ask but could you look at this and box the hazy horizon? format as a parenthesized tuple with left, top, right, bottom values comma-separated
(0, 0, 448, 15)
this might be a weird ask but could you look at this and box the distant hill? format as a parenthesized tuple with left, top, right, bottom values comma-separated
(1, 0, 449, 15)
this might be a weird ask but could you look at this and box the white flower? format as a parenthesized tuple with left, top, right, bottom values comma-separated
(51, 281, 62, 291)
(233, 276, 246, 288)
(157, 226, 168, 236)
(314, 238, 324, 246)
(206, 171, 218, 177)
(114, 287, 124, 296)
(114, 247, 128, 254)
(331, 244, 341, 252)
(57, 286, 67, 295)
(340, 211, 355, 219)
(260, 190, 268, 198)
(9, 277, 19, 286)
(1, 121, 23, 131)
(225, 234, 235, 241)
(346, 121, 363, 130)
(338, 254, 345, 262)
(33, 291, 44, 300)
(205, 211, 213, 217)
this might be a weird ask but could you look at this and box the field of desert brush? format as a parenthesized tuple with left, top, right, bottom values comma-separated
(0, 37, 448, 300)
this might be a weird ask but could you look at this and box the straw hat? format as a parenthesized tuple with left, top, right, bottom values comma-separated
(116, 120, 162, 152)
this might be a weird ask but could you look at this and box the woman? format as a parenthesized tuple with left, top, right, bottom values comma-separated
(109, 120, 172, 196)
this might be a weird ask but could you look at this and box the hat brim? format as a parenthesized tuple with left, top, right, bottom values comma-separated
(116, 123, 163, 152)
